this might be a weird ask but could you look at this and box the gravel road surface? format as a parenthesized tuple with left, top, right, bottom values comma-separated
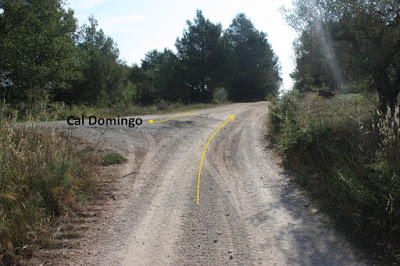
(63, 102, 366, 265)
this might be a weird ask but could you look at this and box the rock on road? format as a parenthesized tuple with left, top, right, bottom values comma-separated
(69, 102, 366, 265)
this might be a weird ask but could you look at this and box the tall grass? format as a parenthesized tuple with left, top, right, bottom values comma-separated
(269, 92, 400, 262)
(0, 102, 98, 264)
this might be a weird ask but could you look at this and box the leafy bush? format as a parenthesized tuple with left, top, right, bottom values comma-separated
(269, 92, 400, 262)
(154, 99, 170, 111)
(213, 87, 229, 102)
(268, 90, 299, 134)
(115, 80, 139, 109)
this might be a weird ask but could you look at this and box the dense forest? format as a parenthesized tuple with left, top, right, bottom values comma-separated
(284, 0, 400, 112)
(0, 1, 281, 114)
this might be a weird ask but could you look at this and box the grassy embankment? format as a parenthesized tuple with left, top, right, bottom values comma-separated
(269, 91, 400, 263)
(14, 100, 225, 122)
(0, 102, 129, 264)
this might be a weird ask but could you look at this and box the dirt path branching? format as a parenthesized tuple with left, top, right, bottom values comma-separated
(29, 102, 368, 265)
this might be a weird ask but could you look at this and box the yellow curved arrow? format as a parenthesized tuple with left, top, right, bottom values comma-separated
(148, 113, 199, 124)
(197, 115, 235, 205)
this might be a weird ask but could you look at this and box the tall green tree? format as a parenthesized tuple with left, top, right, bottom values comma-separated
(225, 14, 281, 101)
(73, 16, 127, 105)
(176, 10, 223, 102)
(141, 49, 184, 102)
(291, 30, 339, 90)
(0, 0, 79, 105)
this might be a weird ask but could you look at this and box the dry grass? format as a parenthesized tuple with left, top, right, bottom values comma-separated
(296, 93, 374, 126)
(269, 92, 400, 263)
(0, 103, 99, 264)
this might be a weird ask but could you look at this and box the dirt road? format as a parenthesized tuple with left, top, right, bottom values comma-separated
(68, 102, 366, 265)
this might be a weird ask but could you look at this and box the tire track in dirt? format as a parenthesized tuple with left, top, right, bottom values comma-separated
(50, 102, 368, 265)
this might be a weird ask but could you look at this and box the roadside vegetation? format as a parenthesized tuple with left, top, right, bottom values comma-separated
(0, 103, 103, 264)
(274, 1, 400, 262)
(100, 153, 127, 166)
(14, 99, 228, 122)
(269, 91, 400, 262)
(1, 1, 280, 120)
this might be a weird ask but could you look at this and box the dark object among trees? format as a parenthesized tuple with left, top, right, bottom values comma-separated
(299, 88, 314, 93)
(318, 90, 334, 98)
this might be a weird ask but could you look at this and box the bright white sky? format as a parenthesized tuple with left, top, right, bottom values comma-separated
(67, 0, 297, 91)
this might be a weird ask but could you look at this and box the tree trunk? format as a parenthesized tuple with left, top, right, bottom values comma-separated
(374, 68, 399, 115)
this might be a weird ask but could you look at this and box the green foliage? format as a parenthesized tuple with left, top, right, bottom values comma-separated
(269, 92, 400, 262)
(73, 16, 128, 106)
(268, 90, 299, 134)
(290, 30, 334, 90)
(100, 153, 127, 166)
(213, 87, 229, 102)
(1, 3, 281, 112)
(176, 10, 224, 102)
(154, 99, 169, 111)
(284, 0, 400, 111)
(115, 80, 139, 109)
(139, 49, 184, 104)
(225, 13, 282, 101)
(129, 11, 281, 105)
(0, 104, 98, 264)
(0, 0, 80, 105)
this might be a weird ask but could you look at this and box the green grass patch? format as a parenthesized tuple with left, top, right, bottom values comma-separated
(100, 153, 127, 166)
(269, 91, 400, 263)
